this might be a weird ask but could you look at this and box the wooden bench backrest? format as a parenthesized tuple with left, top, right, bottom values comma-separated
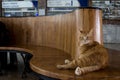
(0, 8, 102, 55)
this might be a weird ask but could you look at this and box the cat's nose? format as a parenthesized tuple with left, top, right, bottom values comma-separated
(84, 37, 87, 40)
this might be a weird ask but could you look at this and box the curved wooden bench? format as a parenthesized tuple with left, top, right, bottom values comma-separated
(1, 7, 119, 80)
(0, 7, 103, 57)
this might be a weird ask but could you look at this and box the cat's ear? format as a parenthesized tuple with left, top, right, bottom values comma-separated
(79, 29, 83, 34)
(88, 28, 94, 36)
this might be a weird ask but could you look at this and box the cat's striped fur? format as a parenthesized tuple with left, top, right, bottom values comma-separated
(57, 30, 109, 75)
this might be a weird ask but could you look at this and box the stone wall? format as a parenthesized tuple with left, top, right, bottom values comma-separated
(103, 24, 120, 43)
(0, 0, 1, 16)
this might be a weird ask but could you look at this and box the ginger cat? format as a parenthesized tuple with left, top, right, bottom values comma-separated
(57, 29, 109, 76)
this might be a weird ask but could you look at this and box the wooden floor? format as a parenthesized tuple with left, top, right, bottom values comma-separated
(0, 44, 120, 80)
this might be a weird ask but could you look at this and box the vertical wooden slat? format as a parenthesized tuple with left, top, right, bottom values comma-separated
(94, 9, 103, 44)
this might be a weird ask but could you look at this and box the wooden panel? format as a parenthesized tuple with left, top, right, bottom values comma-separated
(0, 8, 102, 55)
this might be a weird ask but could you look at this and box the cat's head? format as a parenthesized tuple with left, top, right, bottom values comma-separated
(79, 29, 93, 46)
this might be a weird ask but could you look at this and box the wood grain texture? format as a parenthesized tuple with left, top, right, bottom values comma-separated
(0, 13, 76, 55)
(0, 8, 102, 56)
(0, 46, 120, 80)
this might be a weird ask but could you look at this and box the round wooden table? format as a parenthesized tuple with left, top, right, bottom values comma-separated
(29, 46, 120, 80)
(0, 46, 120, 80)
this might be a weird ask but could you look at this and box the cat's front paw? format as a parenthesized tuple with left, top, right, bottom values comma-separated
(56, 65, 63, 69)
(75, 67, 82, 76)
(64, 59, 70, 64)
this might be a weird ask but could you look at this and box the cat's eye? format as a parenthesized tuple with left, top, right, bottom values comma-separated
(79, 36, 89, 41)
(84, 36, 89, 40)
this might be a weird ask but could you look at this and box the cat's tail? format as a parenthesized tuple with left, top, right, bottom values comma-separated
(75, 65, 101, 75)
(57, 60, 77, 69)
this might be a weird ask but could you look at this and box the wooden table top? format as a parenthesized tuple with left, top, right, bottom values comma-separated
(0, 45, 120, 80)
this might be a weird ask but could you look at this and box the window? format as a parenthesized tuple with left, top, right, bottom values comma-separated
(0, 0, 90, 17)
(2, 0, 38, 17)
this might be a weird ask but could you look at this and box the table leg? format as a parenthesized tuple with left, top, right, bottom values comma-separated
(20, 53, 33, 78)
(10, 52, 17, 66)
(0, 52, 7, 74)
